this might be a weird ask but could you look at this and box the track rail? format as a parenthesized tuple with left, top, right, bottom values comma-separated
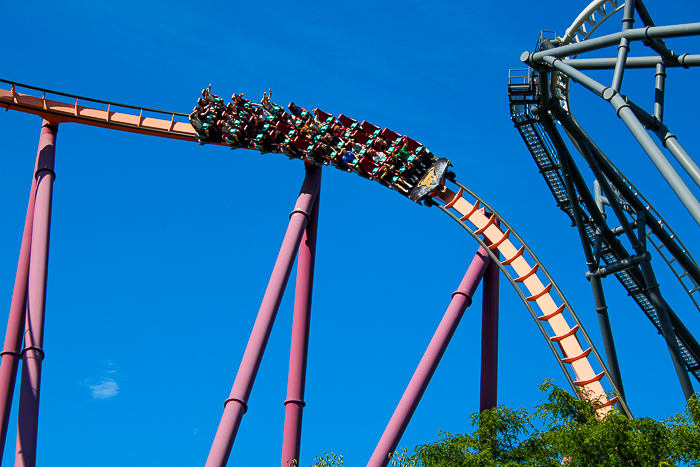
(0, 76, 627, 414)
(433, 182, 630, 416)
(0, 78, 196, 141)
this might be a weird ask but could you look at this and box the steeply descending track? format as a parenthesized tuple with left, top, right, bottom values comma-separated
(432, 184, 628, 415)
(0, 77, 626, 414)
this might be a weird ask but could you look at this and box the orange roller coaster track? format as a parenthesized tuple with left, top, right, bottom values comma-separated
(0, 77, 629, 422)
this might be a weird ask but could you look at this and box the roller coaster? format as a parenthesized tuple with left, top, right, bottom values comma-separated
(510, 0, 700, 403)
(0, 0, 698, 466)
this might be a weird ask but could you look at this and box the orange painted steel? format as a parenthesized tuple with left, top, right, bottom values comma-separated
(551, 325, 580, 343)
(434, 186, 613, 413)
(488, 229, 511, 250)
(514, 264, 539, 283)
(0, 78, 625, 416)
(538, 304, 566, 321)
(562, 348, 592, 364)
(596, 396, 619, 409)
(574, 372, 605, 387)
(474, 214, 497, 235)
(526, 283, 553, 302)
(0, 86, 197, 142)
(502, 246, 525, 266)
(443, 187, 463, 209)
(459, 200, 481, 221)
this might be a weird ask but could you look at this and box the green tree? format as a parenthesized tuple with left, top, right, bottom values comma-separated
(411, 381, 700, 467)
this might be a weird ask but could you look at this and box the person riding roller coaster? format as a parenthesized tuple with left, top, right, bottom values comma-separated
(190, 86, 454, 201)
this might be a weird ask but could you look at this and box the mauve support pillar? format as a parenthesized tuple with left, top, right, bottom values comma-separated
(280, 189, 320, 467)
(205, 165, 322, 467)
(0, 131, 44, 464)
(366, 247, 493, 467)
(479, 251, 499, 413)
(15, 121, 58, 467)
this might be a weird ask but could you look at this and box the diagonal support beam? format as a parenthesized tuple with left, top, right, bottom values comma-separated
(366, 247, 493, 467)
(205, 165, 321, 467)
(280, 185, 321, 467)
(0, 128, 42, 465)
(15, 121, 58, 467)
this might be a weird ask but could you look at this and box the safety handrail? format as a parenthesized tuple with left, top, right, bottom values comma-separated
(0, 77, 189, 117)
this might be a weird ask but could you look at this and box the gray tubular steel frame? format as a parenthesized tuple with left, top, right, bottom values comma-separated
(512, 0, 700, 403)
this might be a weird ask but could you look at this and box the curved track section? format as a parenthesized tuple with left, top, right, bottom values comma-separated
(0, 77, 625, 414)
(563, 0, 625, 44)
(432, 182, 628, 416)
(509, 2, 700, 384)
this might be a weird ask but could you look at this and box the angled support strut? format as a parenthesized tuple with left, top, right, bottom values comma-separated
(280, 183, 321, 467)
(15, 121, 58, 467)
(366, 247, 494, 467)
(0, 138, 40, 465)
(205, 165, 322, 467)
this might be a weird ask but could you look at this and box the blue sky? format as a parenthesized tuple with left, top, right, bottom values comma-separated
(1, 1, 700, 466)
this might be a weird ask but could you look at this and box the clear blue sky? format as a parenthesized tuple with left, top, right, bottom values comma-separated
(1, 1, 700, 466)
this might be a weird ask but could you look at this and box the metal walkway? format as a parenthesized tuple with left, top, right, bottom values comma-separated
(508, 66, 700, 383)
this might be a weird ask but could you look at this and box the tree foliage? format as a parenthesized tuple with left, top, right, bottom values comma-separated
(412, 381, 700, 467)
(311, 382, 699, 466)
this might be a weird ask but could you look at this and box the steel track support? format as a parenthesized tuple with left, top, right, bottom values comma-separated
(528, 23, 700, 64)
(654, 63, 666, 121)
(610, 0, 635, 92)
(15, 121, 57, 467)
(480, 238, 499, 413)
(636, 212, 695, 401)
(280, 187, 320, 467)
(568, 121, 693, 400)
(539, 54, 700, 227)
(0, 132, 42, 465)
(624, 99, 700, 191)
(553, 105, 700, 388)
(551, 102, 700, 289)
(563, 115, 693, 400)
(554, 104, 695, 401)
(539, 109, 628, 406)
(205, 165, 321, 467)
(366, 247, 493, 467)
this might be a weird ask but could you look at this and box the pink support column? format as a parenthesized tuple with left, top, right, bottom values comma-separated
(15, 121, 57, 467)
(206, 165, 322, 467)
(479, 254, 500, 413)
(280, 189, 320, 467)
(0, 138, 42, 463)
(366, 247, 493, 467)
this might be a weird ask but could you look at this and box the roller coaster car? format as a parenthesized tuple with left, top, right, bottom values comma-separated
(275, 120, 294, 134)
(351, 130, 370, 146)
(408, 158, 452, 203)
(313, 108, 335, 124)
(293, 135, 313, 153)
(360, 120, 381, 136)
(380, 128, 401, 143)
(356, 157, 379, 176)
(337, 114, 355, 127)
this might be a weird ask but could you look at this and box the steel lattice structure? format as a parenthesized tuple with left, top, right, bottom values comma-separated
(510, 0, 700, 405)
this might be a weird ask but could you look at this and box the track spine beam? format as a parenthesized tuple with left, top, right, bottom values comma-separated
(434, 182, 631, 418)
